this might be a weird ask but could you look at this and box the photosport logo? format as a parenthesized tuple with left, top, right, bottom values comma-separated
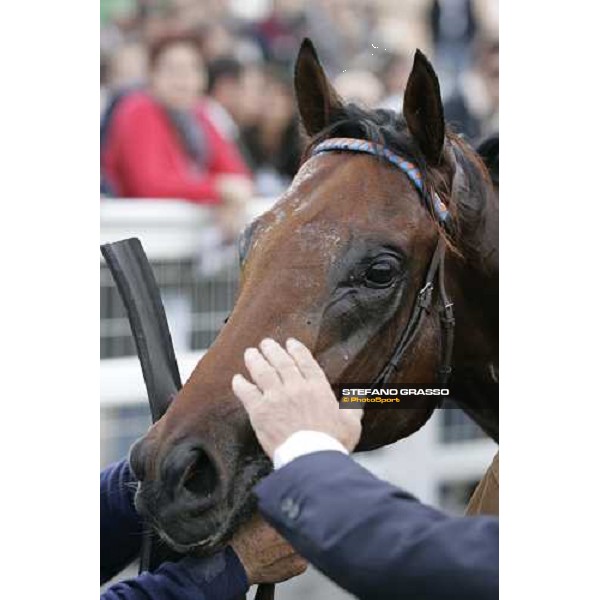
(334, 384, 451, 409)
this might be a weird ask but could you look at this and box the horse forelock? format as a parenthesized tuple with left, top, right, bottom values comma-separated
(299, 103, 495, 262)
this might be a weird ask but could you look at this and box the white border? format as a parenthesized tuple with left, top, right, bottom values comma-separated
(3, 1, 599, 598)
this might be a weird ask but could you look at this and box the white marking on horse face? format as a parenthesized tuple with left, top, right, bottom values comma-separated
(288, 158, 321, 196)
(297, 222, 344, 268)
(248, 157, 346, 264)
(267, 158, 321, 217)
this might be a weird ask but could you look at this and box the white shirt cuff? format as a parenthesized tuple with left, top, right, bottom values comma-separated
(272, 430, 349, 470)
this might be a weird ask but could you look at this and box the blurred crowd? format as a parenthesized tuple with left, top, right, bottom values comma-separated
(100, 0, 498, 223)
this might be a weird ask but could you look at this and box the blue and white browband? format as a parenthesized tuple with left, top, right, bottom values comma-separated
(310, 137, 449, 224)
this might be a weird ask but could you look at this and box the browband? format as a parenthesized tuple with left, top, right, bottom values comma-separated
(311, 137, 449, 224)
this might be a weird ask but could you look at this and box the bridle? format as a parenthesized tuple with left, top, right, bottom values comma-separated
(311, 137, 456, 389)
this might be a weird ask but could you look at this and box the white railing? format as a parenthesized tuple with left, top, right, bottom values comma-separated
(100, 351, 204, 407)
(100, 197, 276, 259)
(100, 198, 276, 359)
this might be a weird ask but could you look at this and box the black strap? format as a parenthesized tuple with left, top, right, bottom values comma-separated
(100, 238, 182, 421)
(373, 237, 453, 387)
(437, 244, 455, 386)
(101, 238, 182, 573)
(254, 584, 275, 600)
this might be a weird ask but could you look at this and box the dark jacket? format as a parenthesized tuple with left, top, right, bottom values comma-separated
(100, 459, 248, 599)
(254, 451, 498, 600)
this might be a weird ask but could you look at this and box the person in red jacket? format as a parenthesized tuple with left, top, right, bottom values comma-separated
(102, 33, 252, 227)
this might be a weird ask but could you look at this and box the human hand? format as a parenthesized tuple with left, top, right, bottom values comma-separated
(214, 174, 253, 241)
(231, 338, 363, 459)
(231, 514, 307, 585)
(215, 174, 252, 205)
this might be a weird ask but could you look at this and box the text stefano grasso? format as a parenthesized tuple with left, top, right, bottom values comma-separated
(341, 388, 450, 396)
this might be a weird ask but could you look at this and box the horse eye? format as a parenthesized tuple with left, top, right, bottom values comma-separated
(364, 260, 398, 288)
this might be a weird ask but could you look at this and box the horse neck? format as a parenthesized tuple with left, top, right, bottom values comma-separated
(446, 185, 499, 442)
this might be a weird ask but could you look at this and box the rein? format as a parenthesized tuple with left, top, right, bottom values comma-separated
(311, 137, 455, 388)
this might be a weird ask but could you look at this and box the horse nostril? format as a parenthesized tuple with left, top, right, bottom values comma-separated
(181, 448, 219, 498)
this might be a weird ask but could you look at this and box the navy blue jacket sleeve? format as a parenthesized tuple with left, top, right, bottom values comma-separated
(101, 459, 248, 599)
(101, 548, 248, 600)
(100, 459, 144, 582)
(254, 451, 498, 600)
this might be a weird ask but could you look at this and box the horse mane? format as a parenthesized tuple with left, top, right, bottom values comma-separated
(476, 133, 499, 187)
(301, 103, 494, 258)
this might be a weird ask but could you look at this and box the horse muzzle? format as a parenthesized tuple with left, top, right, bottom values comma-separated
(129, 432, 271, 552)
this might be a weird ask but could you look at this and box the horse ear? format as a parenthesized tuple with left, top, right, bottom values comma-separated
(403, 49, 445, 165)
(294, 38, 343, 137)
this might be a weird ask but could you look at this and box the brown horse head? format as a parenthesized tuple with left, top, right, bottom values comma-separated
(129, 39, 498, 554)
